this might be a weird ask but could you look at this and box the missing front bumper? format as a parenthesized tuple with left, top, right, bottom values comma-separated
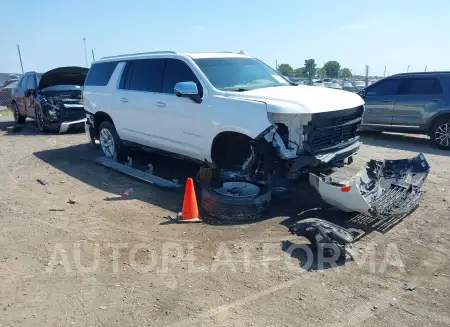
(309, 153, 431, 218)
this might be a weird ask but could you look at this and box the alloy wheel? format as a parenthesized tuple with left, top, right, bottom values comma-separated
(36, 108, 45, 131)
(99, 128, 116, 158)
(434, 123, 450, 148)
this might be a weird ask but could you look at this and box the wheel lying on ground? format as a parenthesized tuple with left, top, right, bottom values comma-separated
(98, 121, 128, 160)
(201, 180, 271, 221)
(430, 117, 450, 150)
(11, 102, 26, 125)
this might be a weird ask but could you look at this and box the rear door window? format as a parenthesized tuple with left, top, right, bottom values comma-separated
(397, 78, 443, 95)
(121, 59, 165, 92)
(84, 61, 119, 86)
(162, 59, 202, 96)
(365, 79, 400, 96)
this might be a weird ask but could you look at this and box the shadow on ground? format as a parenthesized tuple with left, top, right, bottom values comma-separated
(33, 142, 411, 234)
(360, 132, 450, 156)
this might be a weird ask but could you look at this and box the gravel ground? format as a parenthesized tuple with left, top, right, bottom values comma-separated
(0, 117, 449, 327)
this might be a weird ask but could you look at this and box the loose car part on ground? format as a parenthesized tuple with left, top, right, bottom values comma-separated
(309, 153, 430, 218)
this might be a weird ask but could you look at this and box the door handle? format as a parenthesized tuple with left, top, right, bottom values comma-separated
(156, 102, 166, 108)
(120, 98, 128, 103)
(381, 99, 391, 103)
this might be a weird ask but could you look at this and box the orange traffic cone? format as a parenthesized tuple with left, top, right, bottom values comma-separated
(177, 178, 202, 223)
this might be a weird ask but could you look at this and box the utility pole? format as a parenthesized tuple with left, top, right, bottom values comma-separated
(407, 65, 410, 73)
(83, 37, 88, 67)
(364, 65, 369, 88)
(424, 65, 427, 72)
(275, 60, 278, 71)
(92, 49, 96, 62)
(17, 44, 24, 74)
(383, 66, 386, 77)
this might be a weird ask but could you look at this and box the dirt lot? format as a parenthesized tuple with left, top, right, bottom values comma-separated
(0, 116, 449, 327)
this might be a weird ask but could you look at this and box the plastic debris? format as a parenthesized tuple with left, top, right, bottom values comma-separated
(121, 188, 135, 197)
(36, 179, 48, 186)
(404, 283, 417, 291)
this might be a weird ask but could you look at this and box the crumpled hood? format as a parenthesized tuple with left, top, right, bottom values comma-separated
(225, 85, 364, 114)
(38, 66, 88, 90)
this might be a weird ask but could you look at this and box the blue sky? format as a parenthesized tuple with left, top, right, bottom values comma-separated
(1, 0, 448, 76)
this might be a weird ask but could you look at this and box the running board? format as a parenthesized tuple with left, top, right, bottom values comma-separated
(95, 157, 182, 189)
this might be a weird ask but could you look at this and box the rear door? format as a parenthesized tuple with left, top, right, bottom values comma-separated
(15, 75, 28, 116)
(392, 77, 445, 130)
(114, 58, 165, 146)
(362, 78, 401, 126)
(25, 74, 37, 118)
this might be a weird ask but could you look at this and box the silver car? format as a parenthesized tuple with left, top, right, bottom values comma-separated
(359, 72, 450, 149)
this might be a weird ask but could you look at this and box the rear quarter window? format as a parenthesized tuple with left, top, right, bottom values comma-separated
(84, 61, 119, 86)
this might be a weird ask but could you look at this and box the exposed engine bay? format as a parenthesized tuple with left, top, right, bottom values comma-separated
(223, 106, 364, 185)
(40, 90, 85, 123)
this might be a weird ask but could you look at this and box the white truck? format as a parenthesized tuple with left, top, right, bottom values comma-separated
(83, 51, 364, 182)
(83, 51, 430, 222)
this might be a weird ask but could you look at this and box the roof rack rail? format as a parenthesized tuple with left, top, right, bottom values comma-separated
(393, 71, 450, 76)
(101, 51, 176, 60)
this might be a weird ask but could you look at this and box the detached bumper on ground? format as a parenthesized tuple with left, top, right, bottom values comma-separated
(309, 153, 431, 218)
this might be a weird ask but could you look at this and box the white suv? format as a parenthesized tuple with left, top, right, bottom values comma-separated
(83, 51, 364, 181)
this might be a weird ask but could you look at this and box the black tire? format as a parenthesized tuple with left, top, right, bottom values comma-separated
(98, 121, 128, 160)
(35, 105, 51, 132)
(11, 102, 26, 125)
(430, 117, 450, 150)
(201, 180, 271, 221)
(85, 123, 99, 149)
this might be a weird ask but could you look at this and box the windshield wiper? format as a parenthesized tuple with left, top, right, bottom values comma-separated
(229, 88, 249, 92)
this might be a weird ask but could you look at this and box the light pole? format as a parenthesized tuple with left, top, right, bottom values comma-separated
(83, 37, 88, 67)
(17, 44, 24, 73)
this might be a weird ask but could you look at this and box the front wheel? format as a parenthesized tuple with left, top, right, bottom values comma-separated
(431, 118, 450, 150)
(35, 105, 50, 132)
(98, 121, 128, 160)
(12, 102, 26, 124)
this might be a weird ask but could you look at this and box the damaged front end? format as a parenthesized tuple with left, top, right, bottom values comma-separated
(37, 66, 88, 133)
(309, 153, 431, 218)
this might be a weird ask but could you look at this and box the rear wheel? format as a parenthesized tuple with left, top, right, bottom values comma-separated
(12, 102, 26, 124)
(431, 117, 450, 150)
(98, 121, 128, 160)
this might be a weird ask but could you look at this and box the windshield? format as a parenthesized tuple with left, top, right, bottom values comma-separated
(36, 73, 43, 85)
(194, 57, 289, 91)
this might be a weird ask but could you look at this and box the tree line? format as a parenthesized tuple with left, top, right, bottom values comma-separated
(277, 59, 352, 79)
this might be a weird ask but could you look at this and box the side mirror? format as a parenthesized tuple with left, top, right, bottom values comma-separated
(358, 89, 365, 97)
(174, 82, 202, 103)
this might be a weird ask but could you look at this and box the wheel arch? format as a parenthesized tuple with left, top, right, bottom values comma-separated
(426, 110, 450, 135)
(210, 130, 254, 167)
(93, 111, 113, 137)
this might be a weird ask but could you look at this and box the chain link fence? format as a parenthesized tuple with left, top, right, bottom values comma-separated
(0, 74, 21, 109)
